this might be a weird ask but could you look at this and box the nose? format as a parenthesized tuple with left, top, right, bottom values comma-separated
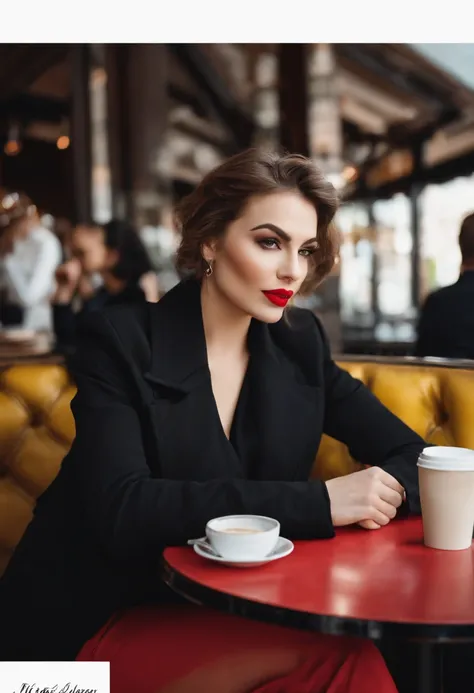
(276, 250, 305, 285)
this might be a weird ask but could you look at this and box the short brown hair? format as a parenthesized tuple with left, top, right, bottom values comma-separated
(175, 148, 340, 294)
(459, 212, 474, 264)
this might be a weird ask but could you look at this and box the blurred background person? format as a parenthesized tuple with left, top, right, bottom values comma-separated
(52, 217, 75, 263)
(0, 191, 62, 331)
(52, 219, 157, 354)
(415, 212, 474, 359)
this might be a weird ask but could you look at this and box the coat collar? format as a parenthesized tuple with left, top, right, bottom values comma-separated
(144, 278, 209, 393)
(143, 277, 311, 394)
(143, 278, 322, 482)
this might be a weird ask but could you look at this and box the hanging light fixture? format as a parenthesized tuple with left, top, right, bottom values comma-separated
(4, 121, 22, 156)
(56, 118, 70, 150)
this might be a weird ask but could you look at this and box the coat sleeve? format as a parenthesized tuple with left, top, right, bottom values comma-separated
(313, 315, 425, 514)
(65, 311, 335, 564)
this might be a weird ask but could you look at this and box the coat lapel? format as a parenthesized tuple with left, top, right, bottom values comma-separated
(142, 279, 242, 481)
(144, 278, 209, 395)
(140, 279, 323, 484)
(248, 319, 323, 481)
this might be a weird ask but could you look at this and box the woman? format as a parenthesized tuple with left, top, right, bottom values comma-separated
(0, 150, 426, 692)
(52, 218, 158, 353)
(0, 191, 62, 330)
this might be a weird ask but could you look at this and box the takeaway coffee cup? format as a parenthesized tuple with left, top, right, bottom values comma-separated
(417, 446, 474, 550)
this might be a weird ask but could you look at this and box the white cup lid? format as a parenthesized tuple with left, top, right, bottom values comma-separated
(417, 446, 474, 471)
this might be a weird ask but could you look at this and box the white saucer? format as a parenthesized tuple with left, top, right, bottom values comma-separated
(193, 536, 294, 568)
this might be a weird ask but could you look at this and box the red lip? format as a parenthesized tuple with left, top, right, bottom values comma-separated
(262, 289, 294, 307)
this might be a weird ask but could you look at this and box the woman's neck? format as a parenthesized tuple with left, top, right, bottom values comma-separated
(102, 272, 127, 295)
(200, 280, 251, 360)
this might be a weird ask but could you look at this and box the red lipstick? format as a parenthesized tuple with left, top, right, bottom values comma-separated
(262, 289, 294, 307)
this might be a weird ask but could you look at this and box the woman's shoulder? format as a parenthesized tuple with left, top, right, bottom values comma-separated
(76, 300, 152, 366)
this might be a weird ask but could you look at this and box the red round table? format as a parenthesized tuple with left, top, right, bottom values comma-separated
(162, 516, 474, 693)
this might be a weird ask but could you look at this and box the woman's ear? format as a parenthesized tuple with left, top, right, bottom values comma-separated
(201, 239, 217, 264)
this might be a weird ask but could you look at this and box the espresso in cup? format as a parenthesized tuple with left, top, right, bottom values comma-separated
(221, 528, 262, 534)
(418, 446, 474, 551)
(206, 515, 280, 560)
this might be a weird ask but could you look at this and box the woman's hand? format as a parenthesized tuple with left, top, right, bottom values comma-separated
(139, 271, 160, 302)
(358, 519, 382, 530)
(77, 274, 96, 300)
(52, 259, 82, 303)
(325, 467, 405, 529)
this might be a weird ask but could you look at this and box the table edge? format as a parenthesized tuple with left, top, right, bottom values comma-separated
(162, 555, 474, 643)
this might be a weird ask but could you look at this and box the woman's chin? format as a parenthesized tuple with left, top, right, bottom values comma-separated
(250, 305, 285, 324)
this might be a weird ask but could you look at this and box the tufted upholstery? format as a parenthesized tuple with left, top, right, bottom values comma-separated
(0, 365, 76, 577)
(1, 360, 474, 576)
(312, 361, 474, 481)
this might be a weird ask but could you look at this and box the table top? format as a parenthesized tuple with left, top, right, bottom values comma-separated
(163, 517, 474, 641)
(0, 332, 59, 366)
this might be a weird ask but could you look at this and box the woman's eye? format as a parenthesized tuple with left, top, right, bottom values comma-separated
(259, 238, 279, 250)
(299, 248, 315, 257)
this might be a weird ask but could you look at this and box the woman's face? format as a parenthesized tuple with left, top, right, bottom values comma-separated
(205, 191, 318, 323)
(71, 226, 116, 275)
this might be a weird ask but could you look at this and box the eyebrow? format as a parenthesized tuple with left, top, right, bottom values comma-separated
(251, 223, 317, 246)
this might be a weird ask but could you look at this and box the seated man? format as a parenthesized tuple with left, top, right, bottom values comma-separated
(416, 212, 474, 359)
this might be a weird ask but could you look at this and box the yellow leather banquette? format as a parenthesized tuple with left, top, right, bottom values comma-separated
(1, 359, 474, 576)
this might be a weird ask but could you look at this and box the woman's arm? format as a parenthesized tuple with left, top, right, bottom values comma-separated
(314, 315, 425, 514)
(52, 259, 85, 353)
(66, 311, 335, 565)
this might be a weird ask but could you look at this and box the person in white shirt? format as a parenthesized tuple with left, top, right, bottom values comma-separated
(0, 192, 62, 331)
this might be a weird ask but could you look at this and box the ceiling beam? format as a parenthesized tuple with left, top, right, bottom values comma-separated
(347, 146, 474, 201)
(335, 44, 448, 112)
(386, 106, 460, 146)
(167, 44, 254, 152)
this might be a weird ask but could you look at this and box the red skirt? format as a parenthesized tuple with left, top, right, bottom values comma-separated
(77, 604, 397, 693)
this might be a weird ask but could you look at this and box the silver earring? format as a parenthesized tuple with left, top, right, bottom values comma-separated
(205, 260, 213, 277)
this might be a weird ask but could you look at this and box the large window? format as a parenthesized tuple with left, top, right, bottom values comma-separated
(372, 194, 413, 318)
(337, 177, 474, 348)
(337, 203, 373, 324)
(419, 175, 474, 301)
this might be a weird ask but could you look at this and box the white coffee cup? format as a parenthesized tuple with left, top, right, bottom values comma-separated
(206, 514, 280, 561)
(417, 446, 474, 551)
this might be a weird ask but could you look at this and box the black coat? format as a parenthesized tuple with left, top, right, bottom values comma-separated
(415, 271, 474, 359)
(53, 281, 146, 355)
(0, 278, 425, 660)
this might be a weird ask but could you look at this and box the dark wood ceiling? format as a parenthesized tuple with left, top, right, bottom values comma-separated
(0, 45, 69, 100)
(0, 43, 473, 197)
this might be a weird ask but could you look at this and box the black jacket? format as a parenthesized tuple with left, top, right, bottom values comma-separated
(0, 278, 425, 660)
(415, 271, 474, 359)
(53, 282, 146, 354)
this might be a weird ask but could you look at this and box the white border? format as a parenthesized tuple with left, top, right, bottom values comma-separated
(1, 0, 473, 43)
